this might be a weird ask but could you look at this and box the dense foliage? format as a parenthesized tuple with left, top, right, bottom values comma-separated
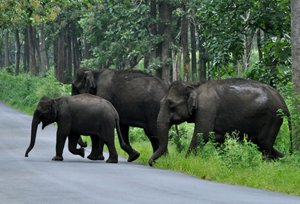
(0, 0, 292, 83)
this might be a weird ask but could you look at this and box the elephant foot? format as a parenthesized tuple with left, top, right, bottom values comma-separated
(78, 137, 87, 148)
(87, 154, 105, 160)
(127, 151, 140, 162)
(106, 157, 118, 163)
(148, 158, 154, 167)
(79, 148, 85, 158)
(52, 156, 63, 161)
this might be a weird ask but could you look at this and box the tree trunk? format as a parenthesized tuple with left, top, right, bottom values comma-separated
(65, 23, 73, 83)
(243, 32, 253, 70)
(28, 25, 38, 75)
(23, 27, 30, 73)
(198, 36, 206, 82)
(256, 28, 263, 62)
(54, 27, 65, 82)
(82, 38, 90, 60)
(190, 13, 197, 81)
(158, 1, 172, 83)
(72, 32, 80, 76)
(291, 0, 300, 150)
(14, 29, 20, 75)
(182, 5, 190, 82)
(3, 30, 10, 67)
(40, 24, 50, 74)
(144, 0, 158, 72)
(54, 21, 81, 83)
(172, 49, 181, 81)
(35, 27, 42, 74)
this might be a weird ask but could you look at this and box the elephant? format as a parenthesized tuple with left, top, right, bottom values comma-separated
(148, 79, 291, 166)
(25, 93, 133, 163)
(72, 68, 168, 162)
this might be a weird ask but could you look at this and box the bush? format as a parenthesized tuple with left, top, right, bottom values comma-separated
(169, 124, 191, 153)
(221, 134, 262, 169)
(0, 69, 70, 113)
(129, 127, 148, 143)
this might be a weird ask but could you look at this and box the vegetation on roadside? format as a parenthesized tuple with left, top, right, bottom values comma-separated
(1, 69, 299, 196)
(124, 126, 300, 195)
(0, 69, 70, 114)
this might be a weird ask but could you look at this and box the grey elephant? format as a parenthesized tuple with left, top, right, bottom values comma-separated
(149, 79, 291, 166)
(72, 68, 168, 162)
(25, 94, 133, 163)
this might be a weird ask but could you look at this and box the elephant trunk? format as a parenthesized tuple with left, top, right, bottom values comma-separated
(25, 112, 40, 157)
(148, 122, 170, 166)
(148, 99, 171, 166)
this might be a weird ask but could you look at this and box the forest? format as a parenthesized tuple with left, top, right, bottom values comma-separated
(1, 0, 300, 195)
(0, 0, 294, 82)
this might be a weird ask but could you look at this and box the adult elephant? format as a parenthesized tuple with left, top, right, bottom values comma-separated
(72, 68, 168, 162)
(148, 79, 291, 166)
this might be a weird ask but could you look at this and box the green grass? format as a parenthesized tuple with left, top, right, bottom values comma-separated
(0, 69, 70, 114)
(117, 135, 300, 196)
(1, 69, 300, 196)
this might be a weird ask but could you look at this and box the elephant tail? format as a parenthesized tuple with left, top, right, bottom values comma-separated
(115, 117, 130, 152)
(115, 117, 125, 146)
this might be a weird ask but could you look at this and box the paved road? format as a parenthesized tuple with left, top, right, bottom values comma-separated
(0, 101, 300, 204)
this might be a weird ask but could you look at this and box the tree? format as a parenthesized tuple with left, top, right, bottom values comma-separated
(291, 0, 300, 149)
(157, 1, 173, 83)
(181, 3, 190, 82)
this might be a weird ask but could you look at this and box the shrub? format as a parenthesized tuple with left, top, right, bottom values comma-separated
(0, 69, 70, 114)
(170, 125, 189, 153)
(221, 134, 262, 169)
(129, 127, 148, 143)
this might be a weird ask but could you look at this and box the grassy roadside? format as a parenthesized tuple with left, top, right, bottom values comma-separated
(117, 138, 300, 196)
(1, 70, 300, 196)
(0, 70, 70, 114)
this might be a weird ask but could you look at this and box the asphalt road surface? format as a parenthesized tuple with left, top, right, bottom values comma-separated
(0, 101, 300, 204)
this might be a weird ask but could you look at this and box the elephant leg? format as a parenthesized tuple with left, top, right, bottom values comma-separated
(98, 139, 105, 160)
(52, 126, 68, 161)
(186, 110, 216, 156)
(144, 125, 159, 153)
(78, 136, 87, 148)
(87, 135, 105, 160)
(120, 124, 140, 162)
(103, 130, 118, 163)
(68, 134, 85, 158)
(256, 117, 284, 159)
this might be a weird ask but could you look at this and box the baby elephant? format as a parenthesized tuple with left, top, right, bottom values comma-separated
(25, 94, 135, 163)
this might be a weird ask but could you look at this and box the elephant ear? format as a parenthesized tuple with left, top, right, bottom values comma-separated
(83, 71, 96, 90)
(187, 87, 197, 116)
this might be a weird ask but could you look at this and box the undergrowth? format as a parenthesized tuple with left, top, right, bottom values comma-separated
(0, 69, 70, 114)
(118, 126, 300, 195)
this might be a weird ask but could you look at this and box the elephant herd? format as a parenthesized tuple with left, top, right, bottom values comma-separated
(25, 68, 291, 166)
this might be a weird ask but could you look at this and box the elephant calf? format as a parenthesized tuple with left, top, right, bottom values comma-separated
(25, 94, 134, 163)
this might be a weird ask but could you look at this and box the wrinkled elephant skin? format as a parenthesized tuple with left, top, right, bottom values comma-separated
(149, 79, 291, 166)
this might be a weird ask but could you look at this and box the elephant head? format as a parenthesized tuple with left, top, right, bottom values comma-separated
(72, 69, 96, 95)
(148, 81, 197, 166)
(25, 97, 58, 157)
